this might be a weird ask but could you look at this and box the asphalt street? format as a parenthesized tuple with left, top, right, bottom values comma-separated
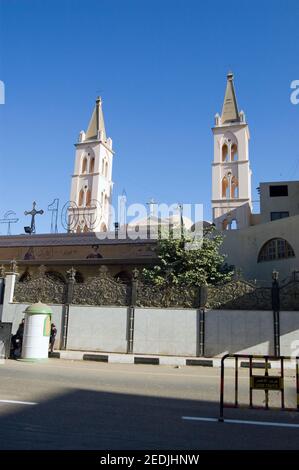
(0, 359, 298, 449)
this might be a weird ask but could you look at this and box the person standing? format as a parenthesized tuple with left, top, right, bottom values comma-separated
(49, 323, 57, 353)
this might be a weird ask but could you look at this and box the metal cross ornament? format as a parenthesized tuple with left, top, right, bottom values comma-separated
(24, 201, 44, 234)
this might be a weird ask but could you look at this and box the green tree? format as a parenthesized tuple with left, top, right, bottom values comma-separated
(141, 225, 233, 287)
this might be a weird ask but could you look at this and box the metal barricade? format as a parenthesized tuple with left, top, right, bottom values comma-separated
(219, 354, 299, 422)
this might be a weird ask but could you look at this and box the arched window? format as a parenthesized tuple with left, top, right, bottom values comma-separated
(231, 143, 238, 161)
(222, 176, 229, 198)
(222, 219, 229, 230)
(90, 157, 95, 173)
(78, 189, 84, 207)
(105, 161, 108, 178)
(222, 218, 238, 230)
(83, 224, 89, 233)
(76, 225, 81, 233)
(100, 222, 107, 232)
(222, 144, 229, 162)
(258, 238, 295, 262)
(231, 176, 239, 198)
(86, 189, 91, 207)
(230, 219, 238, 230)
(82, 157, 88, 174)
(101, 159, 105, 175)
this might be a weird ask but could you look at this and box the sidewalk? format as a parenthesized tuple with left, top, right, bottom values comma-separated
(49, 350, 296, 369)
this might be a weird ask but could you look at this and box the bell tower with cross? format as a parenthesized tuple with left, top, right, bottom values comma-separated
(211, 72, 252, 231)
(69, 97, 114, 233)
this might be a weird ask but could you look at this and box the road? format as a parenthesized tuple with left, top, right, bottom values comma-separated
(0, 359, 298, 450)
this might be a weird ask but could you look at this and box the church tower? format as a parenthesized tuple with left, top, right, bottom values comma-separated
(69, 97, 114, 233)
(211, 72, 252, 230)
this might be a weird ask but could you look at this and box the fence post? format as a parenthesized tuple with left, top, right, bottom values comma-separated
(127, 269, 137, 354)
(271, 270, 280, 358)
(2, 261, 18, 316)
(198, 285, 208, 357)
(61, 267, 76, 350)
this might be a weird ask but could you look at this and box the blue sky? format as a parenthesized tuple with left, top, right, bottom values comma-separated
(1, 0, 299, 234)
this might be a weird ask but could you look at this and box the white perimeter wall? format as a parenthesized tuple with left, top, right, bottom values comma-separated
(1, 298, 299, 357)
(66, 306, 128, 353)
(205, 310, 274, 357)
(133, 308, 198, 356)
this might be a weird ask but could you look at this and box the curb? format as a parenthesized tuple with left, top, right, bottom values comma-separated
(48, 351, 295, 369)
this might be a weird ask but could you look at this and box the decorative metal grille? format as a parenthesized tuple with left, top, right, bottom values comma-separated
(14, 266, 66, 304)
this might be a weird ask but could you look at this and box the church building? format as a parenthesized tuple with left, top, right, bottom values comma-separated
(0, 73, 298, 284)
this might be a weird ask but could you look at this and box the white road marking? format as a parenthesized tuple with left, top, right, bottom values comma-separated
(182, 416, 299, 428)
(0, 399, 37, 406)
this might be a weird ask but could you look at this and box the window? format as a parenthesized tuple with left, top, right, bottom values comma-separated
(90, 157, 95, 173)
(270, 211, 289, 221)
(222, 176, 229, 198)
(222, 144, 228, 162)
(86, 189, 91, 207)
(222, 218, 238, 230)
(222, 219, 229, 230)
(231, 143, 238, 161)
(269, 185, 288, 197)
(231, 176, 239, 198)
(82, 157, 88, 174)
(78, 189, 84, 207)
(258, 238, 295, 262)
(230, 219, 238, 230)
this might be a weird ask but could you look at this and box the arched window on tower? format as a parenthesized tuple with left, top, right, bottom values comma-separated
(222, 176, 229, 198)
(90, 157, 95, 173)
(86, 189, 91, 207)
(83, 224, 89, 233)
(258, 238, 295, 262)
(82, 157, 88, 174)
(222, 144, 229, 162)
(101, 159, 105, 175)
(78, 188, 84, 207)
(231, 143, 238, 161)
(105, 161, 108, 178)
(76, 225, 81, 233)
(231, 176, 239, 198)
